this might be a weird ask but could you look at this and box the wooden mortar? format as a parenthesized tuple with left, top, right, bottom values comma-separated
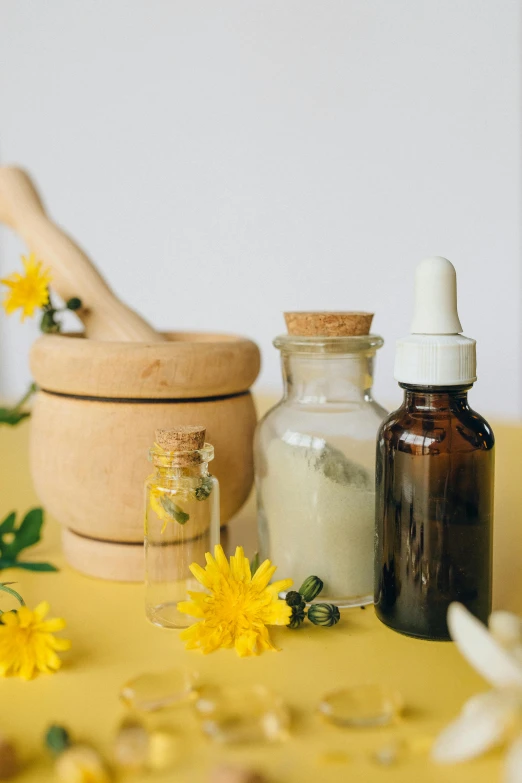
(0, 167, 261, 581)
(30, 331, 260, 581)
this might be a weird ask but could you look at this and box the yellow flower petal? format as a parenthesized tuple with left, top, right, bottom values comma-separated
(189, 562, 211, 589)
(234, 630, 259, 657)
(252, 560, 277, 590)
(48, 636, 71, 652)
(213, 544, 231, 576)
(264, 599, 292, 626)
(16, 606, 34, 628)
(0, 611, 19, 627)
(177, 600, 204, 618)
(33, 601, 50, 622)
(266, 578, 293, 599)
(230, 546, 251, 583)
(37, 618, 67, 633)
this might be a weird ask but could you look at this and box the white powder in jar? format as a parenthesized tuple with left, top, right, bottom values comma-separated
(260, 434, 375, 604)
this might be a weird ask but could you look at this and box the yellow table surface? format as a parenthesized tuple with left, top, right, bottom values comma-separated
(2, 404, 522, 783)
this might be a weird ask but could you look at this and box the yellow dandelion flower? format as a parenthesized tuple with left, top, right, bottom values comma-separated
(1, 252, 51, 320)
(0, 601, 71, 680)
(177, 545, 292, 657)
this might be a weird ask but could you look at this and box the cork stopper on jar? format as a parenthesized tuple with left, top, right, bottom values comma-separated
(284, 312, 374, 337)
(155, 426, 206, 453)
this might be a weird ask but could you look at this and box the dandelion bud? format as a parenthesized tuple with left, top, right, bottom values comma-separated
(307, 603, 340, 627)
(285, 590, 304, 608)
(298, 576, 324, 602)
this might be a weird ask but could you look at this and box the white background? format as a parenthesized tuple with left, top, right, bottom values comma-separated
(0, 1, 520, 417)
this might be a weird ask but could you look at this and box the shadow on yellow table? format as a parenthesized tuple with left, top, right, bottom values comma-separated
(1, 407, 520, 783)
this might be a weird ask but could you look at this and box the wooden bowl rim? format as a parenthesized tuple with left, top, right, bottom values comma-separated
(34, 330, 255, 345)
(30, 330, 261, 399)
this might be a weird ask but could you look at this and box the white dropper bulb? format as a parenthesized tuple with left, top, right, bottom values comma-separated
(410, 256, 463, 335)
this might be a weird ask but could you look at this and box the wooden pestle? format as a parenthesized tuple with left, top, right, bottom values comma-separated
(0, 166, 164, 342)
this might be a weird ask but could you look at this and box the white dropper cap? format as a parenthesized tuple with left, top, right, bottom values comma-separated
(394, 257, 477, 386)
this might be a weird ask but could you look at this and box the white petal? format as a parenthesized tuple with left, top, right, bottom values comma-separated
(505, 735, 522, 783)
(432, 691, 516, 764)
(448, 603, 522, 688)
(463, 689, 521, 717)
(490, 611, 522, 648)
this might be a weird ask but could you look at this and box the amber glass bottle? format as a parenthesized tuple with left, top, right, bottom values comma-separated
(374, 383, 494, 640)
(374, 257, 494, 640)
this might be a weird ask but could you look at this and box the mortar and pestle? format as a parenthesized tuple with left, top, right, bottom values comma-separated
(0, 167, 260, 580)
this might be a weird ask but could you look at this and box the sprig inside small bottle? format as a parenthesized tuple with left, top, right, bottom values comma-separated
(153, 477, 214, 533)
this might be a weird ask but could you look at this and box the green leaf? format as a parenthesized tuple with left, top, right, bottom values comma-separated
(159, 496, 190, 525)
(0, 507, 57, 573)
(0, 512, 16, 535)
(0, 408, 30, 426)
(250, 551, 260, 575)
(14, 562, 58, 572)
(0, 382, 37, 427)
(0, 507, 43, 561)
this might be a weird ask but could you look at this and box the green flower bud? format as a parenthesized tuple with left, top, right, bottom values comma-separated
(287, 605, 306, 629)
(66, 297, 82, 311)
(285, 590, 305, 608)
(307, 603, 340, 627)
(45, 724, 71, 756)
(298, 575, 324, 602)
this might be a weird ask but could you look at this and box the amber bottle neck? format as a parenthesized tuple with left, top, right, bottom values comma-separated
(399, 383, 473, 413)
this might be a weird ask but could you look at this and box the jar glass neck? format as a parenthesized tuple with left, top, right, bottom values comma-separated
(400, 384, 472, 413)
(281, 352, 377, 403)
(149, 443, 214, 481)
(153, 462, 210, 481)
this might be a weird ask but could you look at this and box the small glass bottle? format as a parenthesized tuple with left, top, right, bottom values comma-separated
(375, 258, 494, 640)
(145, 426, 220, 628)
(255, 312, 387, 607)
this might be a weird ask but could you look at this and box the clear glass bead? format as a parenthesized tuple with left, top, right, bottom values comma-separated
(318, 684, 403, 727)
(120, 668, 198, 712)
(113, 719, 149, 772)
(113, 718, 180, 773)
(194, 685, 290, 744)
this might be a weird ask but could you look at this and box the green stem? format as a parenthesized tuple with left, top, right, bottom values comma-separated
(11, 382, 37, 412)
(0, 582, 25, 611)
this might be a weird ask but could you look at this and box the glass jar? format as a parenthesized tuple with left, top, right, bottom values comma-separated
(255, 333, 386, 607)
(145, 427, 220, 628)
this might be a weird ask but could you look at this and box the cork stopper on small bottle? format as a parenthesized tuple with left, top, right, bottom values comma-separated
(284, 312, 374, 337)
(155, 426, 206, 453)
